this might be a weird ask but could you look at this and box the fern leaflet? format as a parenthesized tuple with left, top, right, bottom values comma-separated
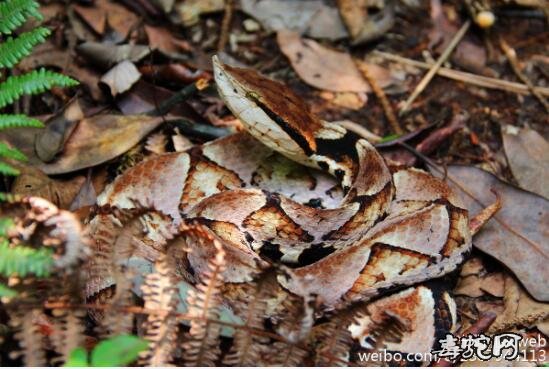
(0, 160, 20, 175)
(0, 239, 53, 277)
(0, 141, 26, 161)
(0, 282, 17, 297)
(0, 114, 44, 129)
(0, 0, 42, 34)
(0, 68, 78, 109)
(0, 27, 51, 68)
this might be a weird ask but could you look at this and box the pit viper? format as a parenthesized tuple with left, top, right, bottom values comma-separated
(87, 56, 472, 359)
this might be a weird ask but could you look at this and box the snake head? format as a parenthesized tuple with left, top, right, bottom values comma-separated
(212, 55, 321, 161)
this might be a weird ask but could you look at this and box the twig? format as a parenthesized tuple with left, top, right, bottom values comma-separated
(355, 60, 403, 134)
(146, 79, 209, 117)
(336, 119, 382, 143)
(399, 20, 471, 116)
(217, 0, 234, 52)
(499, 37, 549, 114)
(165, 119, 231, 140)
(374, 50, 549, 97)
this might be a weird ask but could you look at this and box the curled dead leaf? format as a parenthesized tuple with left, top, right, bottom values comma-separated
(100, 60, 142, 96)
(431, 165, 549, 302)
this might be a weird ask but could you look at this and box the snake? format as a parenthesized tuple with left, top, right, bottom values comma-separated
(87, 56, 472, 358)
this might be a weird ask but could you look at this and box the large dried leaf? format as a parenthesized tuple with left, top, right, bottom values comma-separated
(502, 126, 549, 199)
(431, 165, 549, 301)
(41, 115, 164, 174)
(277, 30, 398, 93)
(241, 0, 348, 40)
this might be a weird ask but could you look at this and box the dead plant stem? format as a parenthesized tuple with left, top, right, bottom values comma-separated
(355, 59, 403, 134)
(399, 20, 471, 115)
(374, 51, 549, 97)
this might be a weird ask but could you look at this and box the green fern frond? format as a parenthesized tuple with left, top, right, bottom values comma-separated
(0, 239, 53, 277)
(0, 0, 42, 34)
(0, 141, 26, 161)
(0, 282, 17, 297)
(0, 160, 19, 175)
(0, 217, 13, 236)
(0, 27, 51, 68)
(0, 68, 78, 109)
(0, 114, 44, 129)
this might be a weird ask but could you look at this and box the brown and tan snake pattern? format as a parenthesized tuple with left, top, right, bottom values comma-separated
(86, 56, 472, 358)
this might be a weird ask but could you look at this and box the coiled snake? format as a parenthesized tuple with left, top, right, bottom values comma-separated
(88, 56, 472, 359)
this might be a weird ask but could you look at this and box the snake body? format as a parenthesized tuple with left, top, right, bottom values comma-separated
(88, 57, 471, 356)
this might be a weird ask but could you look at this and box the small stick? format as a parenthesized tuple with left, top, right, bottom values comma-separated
(374, 50, 549, 97)
(499, 37, 549, 114)
(355, 60, 403, 134)
(399, 20, 471, 116)
(217, 0, 234, 52)
(146, 78, 209, 117)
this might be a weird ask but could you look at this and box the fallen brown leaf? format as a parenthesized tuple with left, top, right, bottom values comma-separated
(502, 125, 549, 199)
(144, 25, 191, 55)
(430, 165, 549, 302)
(38, 115, 165, 174)
(76, 0, 138, 38)
(460, 257, 485, 277)
(277, 30, 397, 93)
(11, 165, 85, 209)
(73, 4, 107, 35)
(100, 60, 142, 96)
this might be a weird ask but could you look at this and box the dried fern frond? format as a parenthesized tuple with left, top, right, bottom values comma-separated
(85, 205, 174, 300)
(362, 311, 408, 350)
(312, 313, 353, 366)
(50, 309, 86, 365)
(95, 267, 135, 339)
(222, 271, 277, 366)
(138, 254, 180, 366)
(182, 224, 226, 367)
(10, 309, 47, 366)
(254, 288, 315, 366)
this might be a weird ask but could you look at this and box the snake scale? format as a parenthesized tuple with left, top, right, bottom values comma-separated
(87, 56, 472, 358)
